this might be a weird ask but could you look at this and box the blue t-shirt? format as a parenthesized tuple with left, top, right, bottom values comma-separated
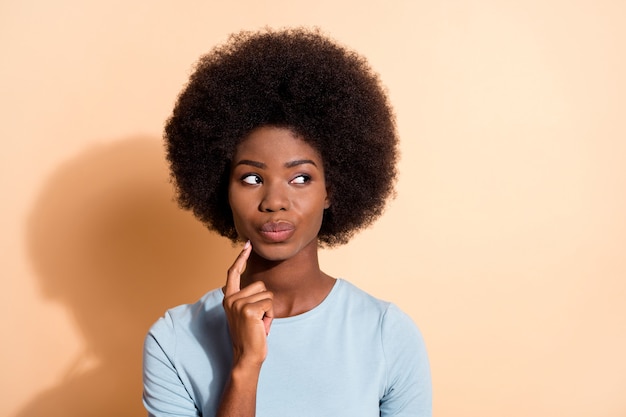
(143, 279, 431, 416)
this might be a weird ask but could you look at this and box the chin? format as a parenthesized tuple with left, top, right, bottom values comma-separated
(252, 235, 318, 262)
(252, 243, 296, 262)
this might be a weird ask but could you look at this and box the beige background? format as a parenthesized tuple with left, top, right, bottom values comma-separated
(2, 1, 625, 416)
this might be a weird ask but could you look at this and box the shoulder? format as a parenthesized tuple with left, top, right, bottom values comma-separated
(338, 281, 429, 365)
(334, 279, 391, 314)
(145, 287, 225, 348)
(143, 288, 228, 415)
(332, 279, 426, 350)
(335, 279, 417, 328)
(334, 279, 431, 414)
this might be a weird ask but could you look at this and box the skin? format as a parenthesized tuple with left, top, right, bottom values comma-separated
(217, 126, 336, 417)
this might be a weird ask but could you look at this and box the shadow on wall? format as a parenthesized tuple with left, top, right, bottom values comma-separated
(18, 138, 239, 417)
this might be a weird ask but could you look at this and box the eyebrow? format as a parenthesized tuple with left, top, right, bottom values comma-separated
(235, 159, 318, 169)
(286, 159, 318, 168)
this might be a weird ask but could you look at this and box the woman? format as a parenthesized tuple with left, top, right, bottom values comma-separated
(143, 28, 431, 417)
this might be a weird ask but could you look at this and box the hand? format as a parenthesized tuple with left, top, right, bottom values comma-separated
(222, 241, 274, 369)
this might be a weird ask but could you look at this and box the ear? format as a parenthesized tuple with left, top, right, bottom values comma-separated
(324, 188, 331, 209)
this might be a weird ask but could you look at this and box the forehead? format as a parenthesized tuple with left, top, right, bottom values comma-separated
(233, 126, 323, 164)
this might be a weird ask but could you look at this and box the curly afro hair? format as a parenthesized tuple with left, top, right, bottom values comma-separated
(165, 27, 398, 246)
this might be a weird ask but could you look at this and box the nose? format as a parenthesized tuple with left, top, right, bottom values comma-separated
(259, 181, 289, 212)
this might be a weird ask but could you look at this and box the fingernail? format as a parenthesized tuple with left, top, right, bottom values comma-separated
(244, 240, 251, 250)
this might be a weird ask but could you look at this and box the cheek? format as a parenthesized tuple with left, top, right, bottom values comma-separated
(228, 187, 247, 227)
(306, 193, 329, 224)
(229, 205, 249, 240)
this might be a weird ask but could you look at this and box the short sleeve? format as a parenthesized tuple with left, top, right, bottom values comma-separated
(143, 313, 200, 417)
(379, 304, 432, 417)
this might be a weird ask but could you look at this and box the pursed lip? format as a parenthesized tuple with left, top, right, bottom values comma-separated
(259, 221, 295, 242)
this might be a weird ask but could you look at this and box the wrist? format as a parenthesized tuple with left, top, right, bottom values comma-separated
(230, 362, 262, 388)
(233, 348, 266, 370)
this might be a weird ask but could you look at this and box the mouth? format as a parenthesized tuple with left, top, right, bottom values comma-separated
(259, 221, 295, 243)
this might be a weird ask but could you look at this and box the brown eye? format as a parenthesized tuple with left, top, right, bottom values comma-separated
(241, 174, 262, 185)
(290, 174, 311, 184)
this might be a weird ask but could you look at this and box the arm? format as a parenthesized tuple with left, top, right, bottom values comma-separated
(143, 241, 273, 417)
(218, 241, 274, 417)
(379, 304, 432, 417)
(143, 317, 199, 417)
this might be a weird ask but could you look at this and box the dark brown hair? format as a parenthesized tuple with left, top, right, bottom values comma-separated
(165, 28, 398, 246)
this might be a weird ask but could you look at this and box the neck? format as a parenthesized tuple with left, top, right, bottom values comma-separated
(240, 242, 335, 317)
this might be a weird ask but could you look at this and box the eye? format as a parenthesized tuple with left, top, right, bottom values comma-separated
(241, 174, 262, 185)
(290, 174, 311, 184)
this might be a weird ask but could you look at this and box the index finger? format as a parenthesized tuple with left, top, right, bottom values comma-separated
(224, 240, 252, 296)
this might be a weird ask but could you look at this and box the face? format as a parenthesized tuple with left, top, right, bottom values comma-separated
(228, 126, 330, 261)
